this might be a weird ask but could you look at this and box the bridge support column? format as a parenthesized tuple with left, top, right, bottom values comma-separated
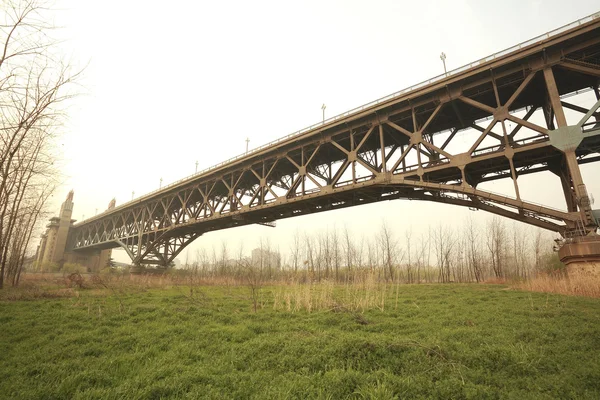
(545, 66, 598, 231)
(66, 248, 111, 273)
(559, 236, 600, 277)
(544, 66, 600, 272)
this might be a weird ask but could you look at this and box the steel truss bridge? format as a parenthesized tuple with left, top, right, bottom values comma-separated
(71, 14, 600, 266)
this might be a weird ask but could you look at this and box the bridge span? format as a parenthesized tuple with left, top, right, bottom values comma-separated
(47, 14, 600, 269)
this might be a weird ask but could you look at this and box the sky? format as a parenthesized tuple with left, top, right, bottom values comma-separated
(46, 0, 600, 263)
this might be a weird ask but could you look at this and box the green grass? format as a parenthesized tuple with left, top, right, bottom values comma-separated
(1, 284, 600, 399)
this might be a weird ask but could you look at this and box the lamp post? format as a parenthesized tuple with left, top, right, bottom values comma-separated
(131, 191, 134, 200)
(440, 52, 447, 75)
(195, 160, 198, 173)
(321, 104, 326, 123)
(159, 177, 163, 189)
(245, 137, 250, 154)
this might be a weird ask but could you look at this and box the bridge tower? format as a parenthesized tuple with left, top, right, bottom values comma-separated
(35, 192, 113, 272)
(36, 191, 76, 268)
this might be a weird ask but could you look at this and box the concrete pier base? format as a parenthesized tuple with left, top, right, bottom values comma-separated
(130, 264, 145, 275)
(559, 235, 600, 277)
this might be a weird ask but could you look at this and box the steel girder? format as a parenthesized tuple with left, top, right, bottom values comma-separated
(70, 18, 600, 266)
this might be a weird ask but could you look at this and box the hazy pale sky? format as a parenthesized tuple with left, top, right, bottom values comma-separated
(47, 0, 600, 262)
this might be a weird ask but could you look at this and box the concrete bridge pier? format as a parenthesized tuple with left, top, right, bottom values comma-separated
(130, 263, 145, 274)
(129, 261, 169, 274)
(559, 235, 600, 277)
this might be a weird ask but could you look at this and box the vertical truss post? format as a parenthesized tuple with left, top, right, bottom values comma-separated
(160, 239, 167, 267)
(137, 208, 145, 256)
(260, 162, 266, 205)
(544, 66, 591, 227)
(349, 131, 356, 183)
(543, 67, 567, 126)
(379, 125, 386, 173)
(301, 147, 306, 195)
(500, 120, 521, 201)
(416, 143, 423, 181)
(549, 159, 578, 213)
(493, 73, 521, 201)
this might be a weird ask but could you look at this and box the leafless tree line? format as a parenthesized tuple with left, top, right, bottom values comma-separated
(0, 1, 78, 288)
(182, 216, 556, 284)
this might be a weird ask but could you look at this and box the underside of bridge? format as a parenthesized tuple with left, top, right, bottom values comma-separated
(69, 15, 600, 269)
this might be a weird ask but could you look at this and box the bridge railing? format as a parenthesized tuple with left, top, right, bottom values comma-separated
(76, 11, 600, 226)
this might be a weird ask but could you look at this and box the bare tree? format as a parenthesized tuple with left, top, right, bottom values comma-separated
(465, 217, 484, 282)
(533, 228, 543, 273)
(365, 234, 377, 274)
(290, 228, 302, 273)
(453, 235, 466, 283)
(219, 241, 228, 276)
(318, 230, 331, 279)
(486, 217, 506, 279)
(264, 237, 272, 279)
(405, 228, 413, 283)
(378, 221, 398, 281)
(342, 225, 354, 280)
(413, 233, 430, 283)
(4, 187, 50, 285)
(210, 245, 218, 277)
(432, 225, 456, 283)
(304, 233, 316, 280)
(0, 1, 79, 288)
(355, 233, 365, 272)
(237, 254, 262, 312)
(510, 223, 531, 279)
(331, 226, 340, 282)
(236, 241, 245, 277)
(194, 247, 209, 277)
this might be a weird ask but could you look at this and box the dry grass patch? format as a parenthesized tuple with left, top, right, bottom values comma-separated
(272, 272, 398, 313)
(517, 274, 600, 298)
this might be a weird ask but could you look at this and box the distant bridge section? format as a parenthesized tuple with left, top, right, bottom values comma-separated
(70, 14, 600, 266)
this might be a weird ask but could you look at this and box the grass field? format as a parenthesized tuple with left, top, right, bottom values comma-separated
(1, 282, 600, 399)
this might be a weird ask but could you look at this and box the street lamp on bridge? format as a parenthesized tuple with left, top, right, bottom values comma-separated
(440, 52, 447, 75)
(245, 137, 250, 154)
(321, 104, 326, 123)
(159, 177, 163, 189)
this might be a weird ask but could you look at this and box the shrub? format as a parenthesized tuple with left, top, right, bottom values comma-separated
(62, 263, 88, 274)
(538, 253, 566, 276)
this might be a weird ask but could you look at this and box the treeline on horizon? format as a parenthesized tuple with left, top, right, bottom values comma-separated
(175, 217, 561, 283)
